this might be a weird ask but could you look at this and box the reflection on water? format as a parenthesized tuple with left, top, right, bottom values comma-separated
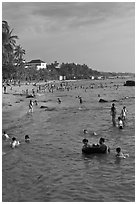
(2, 79, 135, 202)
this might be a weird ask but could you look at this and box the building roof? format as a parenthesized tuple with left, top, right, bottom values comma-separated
(28, 59, 45, 64)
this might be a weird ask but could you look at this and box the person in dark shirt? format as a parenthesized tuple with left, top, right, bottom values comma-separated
(98, 137, 110, 153)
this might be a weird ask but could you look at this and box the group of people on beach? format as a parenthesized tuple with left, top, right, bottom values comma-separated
(3, 80, 129, 159)
(82, 137, 128, 159)
(3, 131, 30, 149)
(110, 103, 127, 129)
(82, 103, 129, 158)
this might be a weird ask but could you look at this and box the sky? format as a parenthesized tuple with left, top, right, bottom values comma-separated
(2, 1, 135, 73)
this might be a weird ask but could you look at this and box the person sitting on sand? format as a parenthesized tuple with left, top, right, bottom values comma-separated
(10, 137, 20, 149)
(82, 138, 91, 148)
(98, 137, 110, 153)
(25, 135, 30, 143)
(118, 117, 123, 129)
(115, 147, 129, 159)
(3, 131, 10, 140)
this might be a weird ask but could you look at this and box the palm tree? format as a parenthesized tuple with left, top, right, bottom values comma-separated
(2, 20, 18, 65)
(14, 45, 25, 66)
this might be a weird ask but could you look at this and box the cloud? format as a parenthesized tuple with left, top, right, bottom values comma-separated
(2, 2, 135, 72)
(2, 2, 134, 34)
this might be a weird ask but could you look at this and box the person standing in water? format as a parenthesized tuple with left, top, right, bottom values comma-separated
(110, 103, 117, 126)
(121, 106, 127, 120)
(29, 99, 34, 113)
(10, 137, 20, 148)
(3, 131, 10, 140)
(3, 84, 7, 94)
(79, 96, 83, 104)
(57, 98, 61, 104)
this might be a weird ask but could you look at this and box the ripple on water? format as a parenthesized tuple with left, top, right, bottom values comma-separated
(2, 79, 135, 202)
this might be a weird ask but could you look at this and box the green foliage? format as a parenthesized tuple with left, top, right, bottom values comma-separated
(58, 63, 100, 80)
(2, 20, 26, 79)
(3, 21, 133, 81)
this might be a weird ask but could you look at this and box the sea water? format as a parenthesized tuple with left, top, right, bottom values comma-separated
(2, 78, 135, 202)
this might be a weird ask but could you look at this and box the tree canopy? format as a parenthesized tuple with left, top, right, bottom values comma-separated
(2, 21, 133, 81)
(2, 20, 26, 79)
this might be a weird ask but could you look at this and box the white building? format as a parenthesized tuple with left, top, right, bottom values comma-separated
(25, 59, 47, 70)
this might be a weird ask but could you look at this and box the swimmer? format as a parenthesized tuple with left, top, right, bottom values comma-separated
(93, 132, 97, 136)
(25, 135, 30, 143)
(82, 138, 91, 148)
(98, 137, 110, 153)
(83, 129, 88, 134)
(115, 147, 129, 159)
(57, 98, 61, 104)
(3, 131, 10, 140)
(118, 117, 123, 129)
(10, 137, 20, 149)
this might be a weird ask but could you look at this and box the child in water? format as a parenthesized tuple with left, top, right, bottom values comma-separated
(10, 137, 20, 149)
(115, 147, 129, 159)
(82, 138, 91, 148)
(83, 129, 88, 134)
(25, 135, 30, 143)
(3, 131, 10, 140)
(118, 117, 123, 129)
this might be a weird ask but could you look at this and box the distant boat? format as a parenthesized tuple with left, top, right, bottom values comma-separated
(124, 80, 135, 86)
